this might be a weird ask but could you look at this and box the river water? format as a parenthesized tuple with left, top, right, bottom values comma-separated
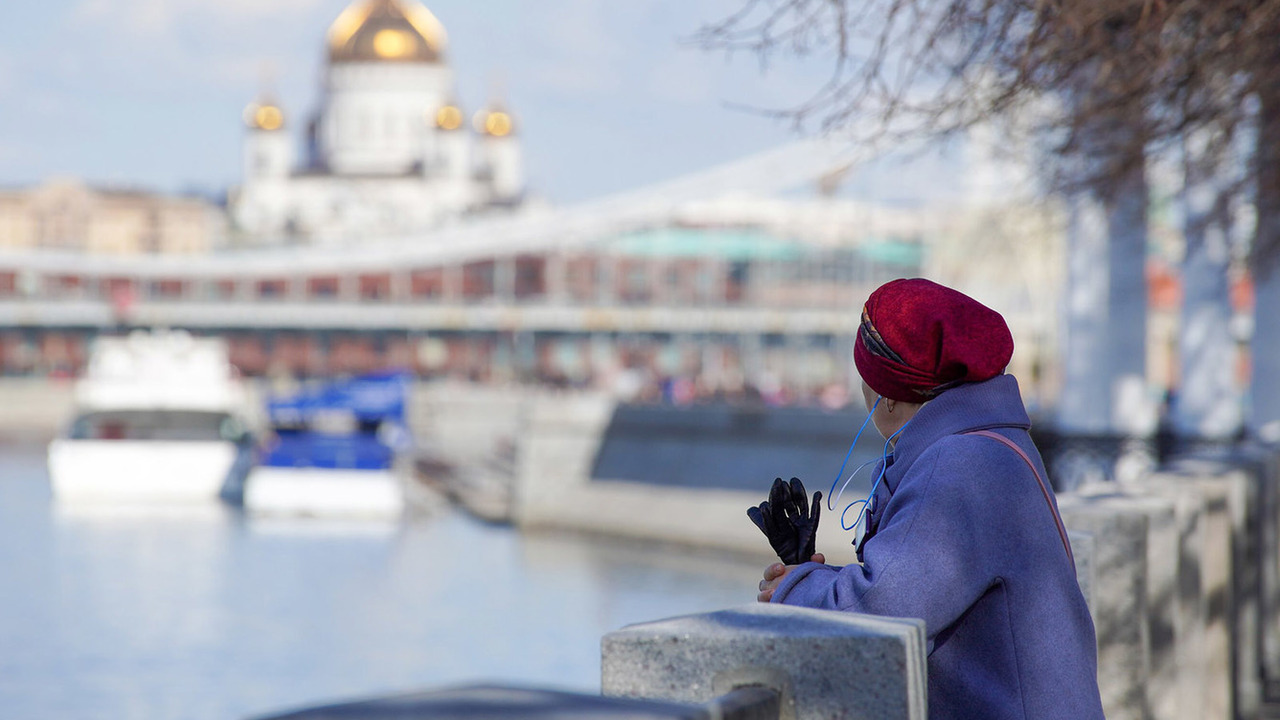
(0, 441, 767, 720)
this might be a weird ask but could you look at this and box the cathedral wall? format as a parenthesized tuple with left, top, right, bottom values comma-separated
(321, 63, 454, 175)
(237, 174, 481, 245)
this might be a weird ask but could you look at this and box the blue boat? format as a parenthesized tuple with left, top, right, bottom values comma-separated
(246, 371, 412, 518)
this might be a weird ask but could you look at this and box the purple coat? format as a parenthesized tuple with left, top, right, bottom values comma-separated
(772, 375, 1104, 720)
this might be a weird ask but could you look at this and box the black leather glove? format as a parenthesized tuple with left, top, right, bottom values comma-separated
(747, 477, 821, 565)
(788, 477, 822, 563)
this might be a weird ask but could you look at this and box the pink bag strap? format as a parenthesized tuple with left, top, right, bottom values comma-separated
(963, 430, 1075, 568)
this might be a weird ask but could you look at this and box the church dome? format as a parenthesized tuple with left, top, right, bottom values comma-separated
(327, 0, 447, 64)
(434, 104, 464, 131)
(474, 105, 516, 138)
(244, 100, 286, 131)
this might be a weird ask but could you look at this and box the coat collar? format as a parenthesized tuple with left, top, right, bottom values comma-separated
(881, 374, 1031, 494)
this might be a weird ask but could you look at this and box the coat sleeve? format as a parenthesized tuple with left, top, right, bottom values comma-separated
(770, 441, 999, 644)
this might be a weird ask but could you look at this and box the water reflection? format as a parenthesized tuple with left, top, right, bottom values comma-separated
(0, 442, 764, 720)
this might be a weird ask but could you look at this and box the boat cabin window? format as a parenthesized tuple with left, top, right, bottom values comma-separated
(70, 411, 245, 442)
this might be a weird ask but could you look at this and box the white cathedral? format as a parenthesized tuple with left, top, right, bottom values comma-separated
(231, 0, 525, 245)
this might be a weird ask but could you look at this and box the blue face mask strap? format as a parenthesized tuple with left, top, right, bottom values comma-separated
(843, 415, 913, 539)
(827, 396, 880, 512)
(832, 457, 882, 513)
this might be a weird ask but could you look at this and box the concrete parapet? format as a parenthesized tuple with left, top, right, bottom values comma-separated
(1116, 472, 1210, 720)
(1058, 490, 1160, 720)
(1162, 456, 1266, 718)
(513, 392, 617, 527)
(1122, 466, 1245, 720)
(601, 604, 927, 720)
(410, 382, 535, 465)
(1057, 446, 1280, 720)
(1237, 445, 1280, 699)
(511, 396, 864, 564)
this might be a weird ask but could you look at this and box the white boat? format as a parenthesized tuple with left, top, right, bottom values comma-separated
(47, 330, 255, 504)
(245, 466, 405, 518)
(244, 372, 410, 520)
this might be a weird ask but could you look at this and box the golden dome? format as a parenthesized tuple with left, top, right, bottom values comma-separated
(244, 102, 285, 131)
(435, 105, 463, 131)
(474, 108, 515, 138)
(328, 0, 447, 64)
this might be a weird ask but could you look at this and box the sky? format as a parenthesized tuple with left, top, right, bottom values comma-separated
(0, 0, 844, 205)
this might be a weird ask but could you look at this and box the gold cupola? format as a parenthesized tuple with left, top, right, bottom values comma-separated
(473, 105, 516, 138)
(434, 104, 464, 131)
(327, 0, 447, 64)
(243, 100, 286, 131)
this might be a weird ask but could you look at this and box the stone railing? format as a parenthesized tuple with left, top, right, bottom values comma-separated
(1056, 446, 1280, 720)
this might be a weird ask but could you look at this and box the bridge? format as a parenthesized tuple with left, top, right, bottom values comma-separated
(0, 139, 931, 393)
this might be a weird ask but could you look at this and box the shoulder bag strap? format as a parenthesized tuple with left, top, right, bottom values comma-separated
(963, 429, 1075, 568)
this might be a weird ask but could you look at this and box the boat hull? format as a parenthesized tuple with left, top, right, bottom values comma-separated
(244, 466, 405, 519)
(47, 440, 240, 504)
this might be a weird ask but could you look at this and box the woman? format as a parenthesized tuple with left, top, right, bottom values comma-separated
(758, 278, 1103, 720)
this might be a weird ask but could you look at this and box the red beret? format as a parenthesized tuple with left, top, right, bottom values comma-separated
(854, 278, 1013, 403)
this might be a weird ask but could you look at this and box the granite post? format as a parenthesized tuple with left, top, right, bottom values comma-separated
(1058, 490, 1162, 720)
(602, 604, 927, 720)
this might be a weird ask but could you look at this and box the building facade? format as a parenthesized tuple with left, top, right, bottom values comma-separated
(0, 179, 224, 256)
(230, 0, 525, 246)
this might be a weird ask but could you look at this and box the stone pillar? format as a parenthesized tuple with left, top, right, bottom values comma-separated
(602, 604, 928, 720)
(1058, 491, 1158, 720)
(1118, 469, 1230, 720)
(1231, 445, 1280, 697)
(1161, 460, 1253, 720)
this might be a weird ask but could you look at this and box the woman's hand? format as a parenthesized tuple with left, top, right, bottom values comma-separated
(757, 553, 825, 602)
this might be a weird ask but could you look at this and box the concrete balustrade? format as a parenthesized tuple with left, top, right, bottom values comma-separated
(1165, 455, 1274, 720)
(1115, 471, 1217, 720)
(1051, 448, 1280, 720)
(601, 604, 928, 720)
